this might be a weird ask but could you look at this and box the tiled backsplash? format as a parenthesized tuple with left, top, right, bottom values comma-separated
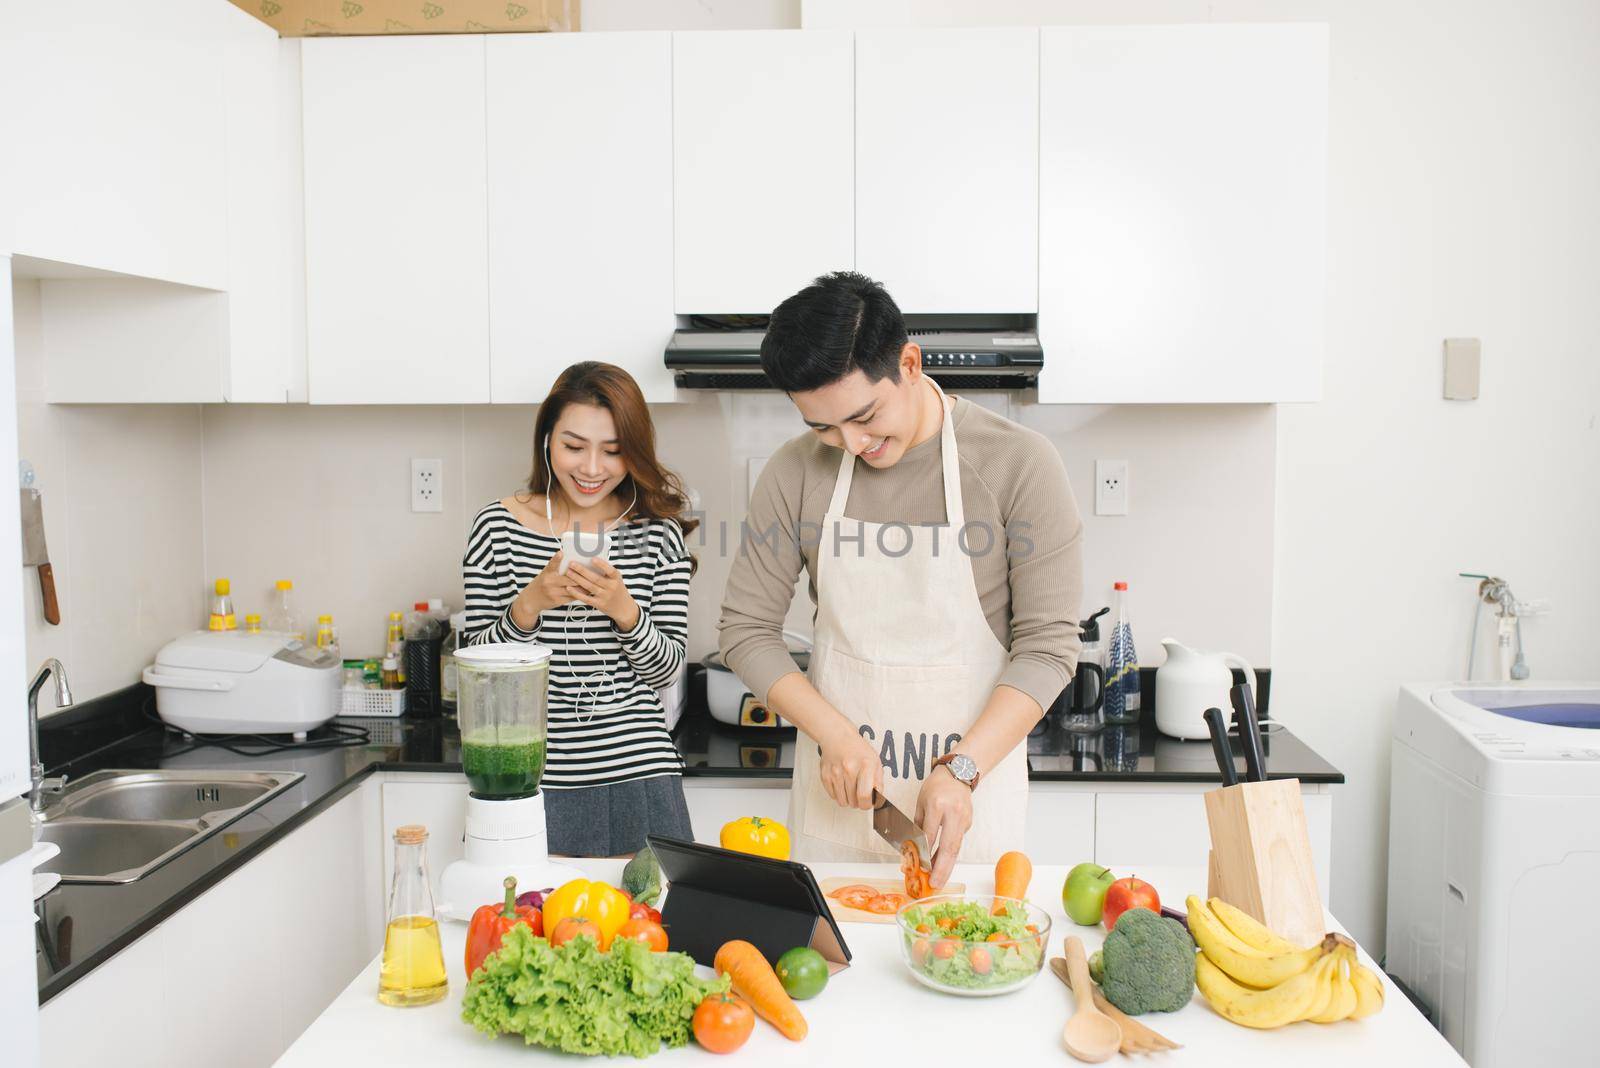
(16, 279, 1276, 703)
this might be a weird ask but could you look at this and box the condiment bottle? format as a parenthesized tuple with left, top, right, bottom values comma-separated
(378, 825, 448, 1007)
(208, 578, 237, 631)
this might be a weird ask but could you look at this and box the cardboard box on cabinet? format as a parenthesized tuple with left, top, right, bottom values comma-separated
(227, 0, 579, 36)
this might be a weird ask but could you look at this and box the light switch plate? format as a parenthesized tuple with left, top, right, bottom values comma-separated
(1444, 338, 1481, 400)
(1095, 459, 1129, 516)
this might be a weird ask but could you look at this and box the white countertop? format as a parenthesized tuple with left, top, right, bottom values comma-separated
(278, 862, 1465, 1066)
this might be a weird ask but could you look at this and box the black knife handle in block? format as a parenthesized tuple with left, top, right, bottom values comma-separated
(1230, 684, 1266, 783)
(1203, 707, 1239, 787)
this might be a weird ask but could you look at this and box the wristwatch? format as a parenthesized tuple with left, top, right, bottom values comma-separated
(933, 751, 980, 791)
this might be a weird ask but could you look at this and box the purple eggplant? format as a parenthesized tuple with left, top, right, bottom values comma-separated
(1160, 904, 1190, 933)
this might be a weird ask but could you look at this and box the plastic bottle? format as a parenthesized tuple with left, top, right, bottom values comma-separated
(315, 614, 341, 661)
(243, 613, 262, 635)
(1103, 582, 1141, 726)
(378, 825, 447, 1007)
(265, 579, 303, 640)
(208, 579, 237, 632)
(404, 602, 440, 641)
(440, 611, 467, 710)
(386, 611, 407, 685)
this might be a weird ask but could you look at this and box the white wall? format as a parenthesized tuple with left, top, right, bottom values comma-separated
(807, 0, 1600, 956)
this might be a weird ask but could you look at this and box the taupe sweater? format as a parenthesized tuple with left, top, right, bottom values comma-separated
(718, 396, 1083, 713)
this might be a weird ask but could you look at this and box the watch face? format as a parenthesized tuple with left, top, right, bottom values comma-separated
(949, 753, 978, 783)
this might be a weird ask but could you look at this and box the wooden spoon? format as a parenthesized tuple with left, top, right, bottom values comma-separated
(1061, 935, 1121, 1063)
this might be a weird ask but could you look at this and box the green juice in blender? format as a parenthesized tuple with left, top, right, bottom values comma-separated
(462, 734, 547, 797)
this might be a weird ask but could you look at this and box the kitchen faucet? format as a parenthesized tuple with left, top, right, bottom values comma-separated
(1459, 574, 1530, 682)
(27, 658, 73, 816)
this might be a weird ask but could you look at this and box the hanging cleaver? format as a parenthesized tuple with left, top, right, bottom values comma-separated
(20, 487, 60, 625)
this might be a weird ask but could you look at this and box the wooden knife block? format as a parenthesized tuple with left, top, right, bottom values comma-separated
(1203, 778, 1324, 948)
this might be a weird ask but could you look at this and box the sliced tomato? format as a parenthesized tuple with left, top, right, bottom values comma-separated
(933, 937, 960, 960)
(836, 888, 879, 910)
(828, 884, 879, 900)
(875, 892, 911, 911)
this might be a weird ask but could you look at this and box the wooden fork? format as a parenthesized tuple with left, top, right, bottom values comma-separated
(1050, 958, 1183, 1054)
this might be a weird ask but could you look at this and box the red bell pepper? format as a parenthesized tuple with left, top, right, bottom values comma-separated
(465, 876, 541, 979)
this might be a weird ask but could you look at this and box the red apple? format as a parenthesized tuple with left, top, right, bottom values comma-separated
(1101, 876, 1161, 930)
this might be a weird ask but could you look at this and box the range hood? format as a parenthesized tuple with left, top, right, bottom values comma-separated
(665, 317, 1042, 390)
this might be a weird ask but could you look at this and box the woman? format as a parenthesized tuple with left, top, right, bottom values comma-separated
(463, 361, 697, 856)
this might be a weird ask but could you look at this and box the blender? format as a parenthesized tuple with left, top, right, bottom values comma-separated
(439, 643, 583, 920)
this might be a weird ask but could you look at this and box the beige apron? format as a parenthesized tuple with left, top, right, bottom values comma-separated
(788, 381, 1028, 864)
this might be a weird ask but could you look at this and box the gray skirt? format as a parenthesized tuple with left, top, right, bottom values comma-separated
(544, 774, 694, 857)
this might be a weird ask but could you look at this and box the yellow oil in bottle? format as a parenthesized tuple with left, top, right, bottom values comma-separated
(377, 915, 448, 1007)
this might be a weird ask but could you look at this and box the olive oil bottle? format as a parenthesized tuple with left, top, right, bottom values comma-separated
(378, 825, 448, 1007)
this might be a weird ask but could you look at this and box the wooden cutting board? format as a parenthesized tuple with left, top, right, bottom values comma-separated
(819, 876, 967, 924)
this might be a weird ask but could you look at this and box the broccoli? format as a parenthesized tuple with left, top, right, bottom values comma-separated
(622, 845, 662, 906)
(1089, 907, 1196, 1015)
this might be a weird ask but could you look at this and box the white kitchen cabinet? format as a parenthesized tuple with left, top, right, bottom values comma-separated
(1037, 25, 1328, 403)
(487, 33, 678, 403)
(673, 31, 855, 314)
(0, 0, 231, 289)
(1094, 785, 1333, 903)
(1023, 787, 1096, 866)
(680, 780, 791, 842)
(854, 28, 1039, 314)
(301, 36, 490, 404)
(39, 783, 379, 1067)
(380, 775, 469, 909)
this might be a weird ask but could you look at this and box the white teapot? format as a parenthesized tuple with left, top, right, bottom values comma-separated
(1154, 638, 1256, 740)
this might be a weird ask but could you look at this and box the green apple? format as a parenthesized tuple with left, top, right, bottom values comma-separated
(1062, 863, 1116, 926)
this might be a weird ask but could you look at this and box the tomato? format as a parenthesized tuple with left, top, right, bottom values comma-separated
(837, 888, 878, 910)
(986, 932, 1015, 949)
(549, 916, 601, 948)
(693, 993, 755, 1055)
(615, 917, 669, 952)
(875, 892, 911, 911)
(628, 901, 662, 925)
(911, 938, 932, 967)
(933, 937, 960, 960)
(915, 923, 933, 935)
(936, 917, 958, 932)
(829, 884, 879, 899)
(1102, 876, 1161, 931)
(969, 946, 993, 975)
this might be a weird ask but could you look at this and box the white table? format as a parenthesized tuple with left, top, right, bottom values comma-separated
(278, 863, 1464, 1066)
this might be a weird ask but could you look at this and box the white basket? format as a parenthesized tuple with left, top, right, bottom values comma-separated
(339, 687, 406, 718)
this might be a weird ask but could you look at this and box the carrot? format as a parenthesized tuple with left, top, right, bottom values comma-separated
(991, 850, 1032, 913)
(714, 940, 808, 1042)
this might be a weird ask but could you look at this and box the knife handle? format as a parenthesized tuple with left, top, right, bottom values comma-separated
(1203, 707, 1239, 787)
(1230, 685, 1264, 782)
(38, 562, 60, 625)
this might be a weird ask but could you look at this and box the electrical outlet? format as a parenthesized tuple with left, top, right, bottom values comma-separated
(1095, 459, 1129, 516)
(411, 458, 443, 513)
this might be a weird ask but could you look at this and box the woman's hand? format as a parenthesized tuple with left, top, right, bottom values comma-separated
(817, 716, 883, 811)
(915, 767, 974, 889)
(565, 558, 641, 632)
(510, 552, 577, 630)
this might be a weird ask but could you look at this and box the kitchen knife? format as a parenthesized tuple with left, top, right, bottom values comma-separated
(1229, 683, 1266, 782)
(871, 789, 930, 861)
(20, 487, 60, 625)
(1203, 707, 1239, 787)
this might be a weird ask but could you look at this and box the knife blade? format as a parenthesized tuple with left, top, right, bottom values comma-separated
(20, 487, 60, 625)
(1229, 683, 1266, 782)
(871, 789, 929, 860)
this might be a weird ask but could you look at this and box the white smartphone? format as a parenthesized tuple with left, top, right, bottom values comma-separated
(557, 528, 612, 575)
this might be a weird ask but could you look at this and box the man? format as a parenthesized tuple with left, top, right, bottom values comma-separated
(718, 271, 1083, 885)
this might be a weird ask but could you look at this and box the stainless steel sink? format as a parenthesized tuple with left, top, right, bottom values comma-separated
(36, 770, 303, 884)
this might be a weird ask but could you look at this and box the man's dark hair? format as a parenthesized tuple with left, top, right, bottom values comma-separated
(760, 271, 908, 392)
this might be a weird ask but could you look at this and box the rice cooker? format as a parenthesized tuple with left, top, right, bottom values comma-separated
(144, 631, 341, 737)
(704, 632, 810, 729)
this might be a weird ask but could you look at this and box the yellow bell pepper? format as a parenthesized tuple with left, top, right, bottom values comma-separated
(541, 878, 631, 950)
(720, 816, 791, 861)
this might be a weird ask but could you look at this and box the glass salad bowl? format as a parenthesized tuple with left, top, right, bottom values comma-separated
(896, 894, 1051, 997)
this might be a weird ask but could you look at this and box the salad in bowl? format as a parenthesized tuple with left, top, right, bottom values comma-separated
(896, 895, 1050, 997)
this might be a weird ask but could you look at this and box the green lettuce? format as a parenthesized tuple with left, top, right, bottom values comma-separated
(461, 927, 728, 1058)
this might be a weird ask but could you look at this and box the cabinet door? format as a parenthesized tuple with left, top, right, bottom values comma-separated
(1094, 790, 1214, 874)
(673, 31, 854, 314)
(1038, 25, 1327, 403)
(488, 32, 677, 403)
(680, 781, 790, 842)
(855, 28, 1039, 313)
(1023, 787, 1096, 866)
(380, 777, 468, 906)
(302, 36, 490, 404)
(0, 0, 229, 288)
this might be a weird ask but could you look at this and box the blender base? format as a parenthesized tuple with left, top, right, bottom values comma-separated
(439, 792, 586, 921)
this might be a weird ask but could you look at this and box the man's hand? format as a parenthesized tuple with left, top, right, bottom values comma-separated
(817, 717, 883, 811)
(916, 766, 974, 888)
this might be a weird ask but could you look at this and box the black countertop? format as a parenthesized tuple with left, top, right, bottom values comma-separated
(33, 676, 1340, 1003)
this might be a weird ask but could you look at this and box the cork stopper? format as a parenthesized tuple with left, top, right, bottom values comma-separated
(394, 824, 428, 845)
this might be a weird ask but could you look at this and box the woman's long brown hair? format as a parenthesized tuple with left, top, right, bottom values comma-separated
(525, 362, 699, 543)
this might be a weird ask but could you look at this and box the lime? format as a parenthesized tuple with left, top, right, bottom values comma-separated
(774, 946, 829, 1000)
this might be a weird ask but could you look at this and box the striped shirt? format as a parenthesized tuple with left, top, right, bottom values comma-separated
(462, 502, 691, 788)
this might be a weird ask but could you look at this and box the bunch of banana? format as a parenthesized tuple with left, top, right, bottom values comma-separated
(1186, 895, 1386, 1029)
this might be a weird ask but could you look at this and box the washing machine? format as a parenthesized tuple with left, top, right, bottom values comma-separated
(1387, 682, 1600, 1067)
